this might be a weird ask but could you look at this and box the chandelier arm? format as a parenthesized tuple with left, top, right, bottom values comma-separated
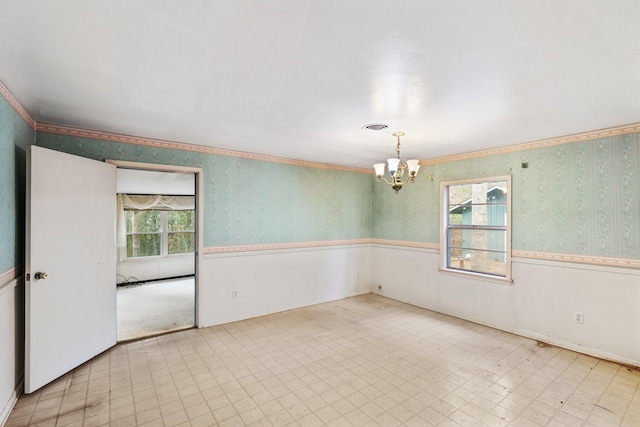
(397, 164, 407, 181)
(377, 176, 394, 186)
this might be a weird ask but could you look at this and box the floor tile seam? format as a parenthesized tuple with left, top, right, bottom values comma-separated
(558, 361, 628, 421)
(57, 368, 92, 427)
(538, 359, 618, 423)
(23, 394, 63, 426)
(599, 375, 639, 419)
(492, 351, 561, 398)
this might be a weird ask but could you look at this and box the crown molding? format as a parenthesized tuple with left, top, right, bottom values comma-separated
(36, 123, 372, 174)
(4, 75, 638, 173)
(0, 80, 36, 129)
(420, 122, 640, 166)
(35, 120, 640, 171)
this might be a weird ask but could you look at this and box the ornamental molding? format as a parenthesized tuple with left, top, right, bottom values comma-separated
(36, 123, 371, 173)
(0, 80, 36, 128)
(420, 123, 640, 166)
(203, 239, 372, 254)
(0, 264, 23, 290)
(511, 250, 640, 269)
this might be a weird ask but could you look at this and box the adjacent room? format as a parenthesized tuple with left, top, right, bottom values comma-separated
(1, 2, 639, 426)
(115, 168, 197, 341)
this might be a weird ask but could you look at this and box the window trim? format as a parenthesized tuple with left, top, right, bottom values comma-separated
(125, 209, 195, 260)
(440, 175, 513, 284)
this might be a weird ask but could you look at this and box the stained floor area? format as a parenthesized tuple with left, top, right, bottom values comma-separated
(7, 294, 640, 426)
(117, 277, 195, 342)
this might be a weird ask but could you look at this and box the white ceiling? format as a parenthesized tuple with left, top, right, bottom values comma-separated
(116, 169, 195, 195)
(2, 1, 640, 168)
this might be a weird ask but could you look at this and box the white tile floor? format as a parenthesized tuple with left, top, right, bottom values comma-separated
(6, 294, 640, 426)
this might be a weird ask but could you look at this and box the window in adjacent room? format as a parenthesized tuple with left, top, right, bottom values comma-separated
(167, 210, 196, 255)
(441, 176, 511, 283)
(126, 209, 195, 258)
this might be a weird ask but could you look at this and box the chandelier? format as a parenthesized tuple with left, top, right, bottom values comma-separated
(373, 132, 420, 193)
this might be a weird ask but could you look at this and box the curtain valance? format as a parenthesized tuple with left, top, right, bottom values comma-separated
(120, 194, 195, 211)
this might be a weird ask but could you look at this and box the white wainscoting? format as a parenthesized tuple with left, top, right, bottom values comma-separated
(117, 254, 195, 284)
(0, 278, 23, 427)
(371, 244, 640, 367)
(200, 244, 372, 327)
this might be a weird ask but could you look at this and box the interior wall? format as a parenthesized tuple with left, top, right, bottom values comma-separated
(35, 132, 375, 326)
(371, 133, 640, 365)
(373, 133, 640, 258)
(0, 90, 31, 276)
(36, 132, 373, 248)
(201, 245, 372, 327)
(0, 89, 33, 426)
(372, 246, 640, 365)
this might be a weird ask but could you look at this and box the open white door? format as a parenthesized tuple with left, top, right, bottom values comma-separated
(25, 146, 117, 393)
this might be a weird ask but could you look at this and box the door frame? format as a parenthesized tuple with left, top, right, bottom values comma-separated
(107, 160, 204, 328)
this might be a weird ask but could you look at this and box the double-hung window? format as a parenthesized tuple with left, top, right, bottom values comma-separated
(441, 176, 512, 283)
(126, 210, 195, 258)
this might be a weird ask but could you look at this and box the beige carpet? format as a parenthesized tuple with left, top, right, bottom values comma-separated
(117, 277, 195, 341)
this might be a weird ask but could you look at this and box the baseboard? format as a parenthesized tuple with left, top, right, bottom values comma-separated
(0, 378, 23, 427)
(374, 290, 640, 368)
(200, 288, 372, 327)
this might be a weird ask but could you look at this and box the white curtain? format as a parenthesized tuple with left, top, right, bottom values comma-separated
(116, 194, 195, 261)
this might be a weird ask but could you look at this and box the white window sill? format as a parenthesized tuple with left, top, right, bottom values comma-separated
(120, 253, 195, 264)
(438, 268, 513, 285)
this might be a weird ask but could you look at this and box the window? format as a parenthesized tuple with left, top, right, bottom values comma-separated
(167, 210, 195, 255)
(126, 210, 195, 258)
(441, 176, 511, 282)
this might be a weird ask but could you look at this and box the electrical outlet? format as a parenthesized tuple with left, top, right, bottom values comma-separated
(232, 290, 238, 299)
(574, 312, 583, 324)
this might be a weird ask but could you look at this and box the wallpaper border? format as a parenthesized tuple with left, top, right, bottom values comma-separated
(229, 240, 640, 269)
(421, 123, 640, 166)
(3, 75, 639, 173)
(36, 124, 372, 174)
(0, 265, 23, 290)
(38, 122, 640, 174)
(371, 239, 440, 250)
(204, 239, 373, 254)
(511, 250, 640, 269)
(0, 80, 35, 129)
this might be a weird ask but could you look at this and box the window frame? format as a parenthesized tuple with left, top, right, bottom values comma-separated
(166, 210, 196, 256)
(125, 209, 195, 260)
(440, 175, 512, 284)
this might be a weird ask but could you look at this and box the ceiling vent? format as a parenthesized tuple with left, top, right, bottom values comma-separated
(362, 123, 388, 131)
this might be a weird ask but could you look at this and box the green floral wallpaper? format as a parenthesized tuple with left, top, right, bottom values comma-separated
(373, 133, 640, 259)
(4, 83, 639, 264)
(36, 132, 373, 247)
(0, 94, 32, 275)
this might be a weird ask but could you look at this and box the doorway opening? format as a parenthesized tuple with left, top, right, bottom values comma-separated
(117, 276, 195, 341)
(108, 162, 204, 342)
